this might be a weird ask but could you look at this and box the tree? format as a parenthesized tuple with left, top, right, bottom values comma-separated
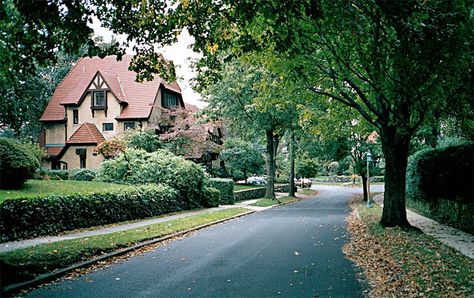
(203, 59, 292, 199)
(220, 138, 265, 182)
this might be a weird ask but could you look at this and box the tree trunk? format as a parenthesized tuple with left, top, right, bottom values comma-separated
(265, 129, 276, 199)
(380, 127, 412, 228)
(361, 173, 368, 201)
(289, 130, 296, 197)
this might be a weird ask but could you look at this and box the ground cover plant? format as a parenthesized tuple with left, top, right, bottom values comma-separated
(0, 180, 127, 203)
(344, 198, 473, 297)
(0, 207, 249, 287)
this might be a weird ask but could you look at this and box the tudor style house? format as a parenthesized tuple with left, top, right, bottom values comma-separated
(40, 55, 192, 169)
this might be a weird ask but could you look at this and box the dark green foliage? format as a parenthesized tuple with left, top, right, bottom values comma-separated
(206, 178, 234, 204)
(0, 138, 40, 189)
(204, 187, 221, 207)
(406, 143, 474, 232)
(124, 129, 162, 152)
(0, 184, 179, 241)
(96, 149, 207, 209)
(36, 168, 70, 180)
(70, 169, 96, 181)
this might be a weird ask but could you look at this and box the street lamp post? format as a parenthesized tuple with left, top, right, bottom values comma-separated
(366, 151, 372, 208)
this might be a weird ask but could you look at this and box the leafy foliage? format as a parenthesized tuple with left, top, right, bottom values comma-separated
(221, 138, 265, 181)
(406, 143, 473, 231)
(69, 169, 96, 182)
(96, 149, 207, 208)
(0, 184, 179, 241)
(124, 129, 162, 152)
(0, 138, 40, 189)
(203, 187, 221, 208)
(206, 178, 234, 205)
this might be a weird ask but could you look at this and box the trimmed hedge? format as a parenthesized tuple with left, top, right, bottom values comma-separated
(234, 187, 266, 201)
(204, 187, 221, 207)
(36, 168, 70, 180)
(406, 143, 473, 233)
(206, 178, 234, 204)
(0, 184, 180, 242)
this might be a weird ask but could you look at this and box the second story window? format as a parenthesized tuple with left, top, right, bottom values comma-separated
(102, 123, 114, 131)
(73, 110, 79, 124)
(162, 90, 178, 108)
(92, 91, 106, 108)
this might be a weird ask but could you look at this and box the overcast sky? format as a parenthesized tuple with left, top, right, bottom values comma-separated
(90, 18, 204, 107)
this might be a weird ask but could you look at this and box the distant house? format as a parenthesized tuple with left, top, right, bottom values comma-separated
(39, 55, 221, 170)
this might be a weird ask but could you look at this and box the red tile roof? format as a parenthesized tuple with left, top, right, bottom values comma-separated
(67, 123, 105, 144)
(45, 146, 64, 157)
(40, 55, 182, 121)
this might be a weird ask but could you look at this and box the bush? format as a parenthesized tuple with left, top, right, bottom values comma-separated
(36, 168, 70, 180)
(406, 143, 473, 232)
(206, 178, 234, 204)
(96, 149, 206, 209)
(204, 187, 220, 207)
(0, 184, 180, 241)
(70, 169, 96, 181)
(0, 138, 40, 189)
(124, 129, 161, 152)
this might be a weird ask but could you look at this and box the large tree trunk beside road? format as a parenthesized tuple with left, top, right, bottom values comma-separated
(265, 129, 276, 199)
(289, 130, 296, 197)
(380, 126, 412, 228)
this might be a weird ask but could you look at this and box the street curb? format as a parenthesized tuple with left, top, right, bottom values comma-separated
(1, 210, 255, 296)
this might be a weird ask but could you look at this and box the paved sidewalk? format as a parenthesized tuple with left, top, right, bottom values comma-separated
(0, 196, 284, 253)
(373, 194, 474, 259)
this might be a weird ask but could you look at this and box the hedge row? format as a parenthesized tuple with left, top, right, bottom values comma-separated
(0, 184, 182, 242)
(204, 187, 221, 207)
(36, 168, 96, 181)
(206, 178, 234, 204)
(406, 143, 473, 233)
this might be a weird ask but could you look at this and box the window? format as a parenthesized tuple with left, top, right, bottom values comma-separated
(93, 91, 106, 107)
(73, 110, 79, 124)
(102, 123, 114, 131)
(162, 91, 178, 108)
(76, 148, 86, 169)
(124, 121, 135, 130)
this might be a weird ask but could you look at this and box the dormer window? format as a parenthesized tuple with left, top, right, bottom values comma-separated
(92, 90, 106, 109)
(162, 90, 178, 108)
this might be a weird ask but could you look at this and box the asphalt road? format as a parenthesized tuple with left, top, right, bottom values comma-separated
(26, 185, 376, 298)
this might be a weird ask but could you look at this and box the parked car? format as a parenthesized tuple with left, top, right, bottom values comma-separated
(295, 178, 312, 188)
(247, 176, 267, 185)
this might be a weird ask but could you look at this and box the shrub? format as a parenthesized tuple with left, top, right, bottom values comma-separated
(124, 129, 161, 152)
(406, 143, 473, 232)
(0, 138, 40, 189)
(70, 169, 96, 181)
(206, 178, 234, 204)
(96, 149, 206, 208)
(204, 187, 220, 207)
(0, 184, 179, 241)
(36, 168, 70, 180)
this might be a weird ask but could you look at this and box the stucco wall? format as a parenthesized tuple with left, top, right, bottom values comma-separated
(44, 123, 66, 145)
(60, 145, 104, 169)
(66, 91, 122, 140)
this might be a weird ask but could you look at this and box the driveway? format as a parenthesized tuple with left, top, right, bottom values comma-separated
(26, 185, 372, 298)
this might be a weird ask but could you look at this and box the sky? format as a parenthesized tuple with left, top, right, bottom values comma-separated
(90, 18, 205, 107)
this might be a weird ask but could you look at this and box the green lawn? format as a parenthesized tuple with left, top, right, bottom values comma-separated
(234, 184, 264, 191)
(0, 180, 128, 203)
(251, 196, 298, 207)
(0, 207, 250, 286)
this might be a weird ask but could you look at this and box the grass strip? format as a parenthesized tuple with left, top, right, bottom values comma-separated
(344, 201, 473, 297)
(251, 196, 298, 207)
(0, 180, 128, 202)
(233, 184, 264, 191)
(0, 207, 249, 286)
(299, 189, 318, 196)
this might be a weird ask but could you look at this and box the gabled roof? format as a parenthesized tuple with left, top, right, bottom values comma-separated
(45, 146, 65, 157)
(40, 55, 182, 121)
(67, 123, 105, 144)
